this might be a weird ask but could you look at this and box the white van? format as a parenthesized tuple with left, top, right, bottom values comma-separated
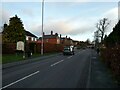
(63, 46, 74, 55)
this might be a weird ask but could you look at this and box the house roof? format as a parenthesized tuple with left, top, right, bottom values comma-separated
(1, 29, 38, 38)
(44, 35, 58, 39)
(61, 37, 72, 40)
(39, 35, 59, 39)
(25, 30, 38, 38)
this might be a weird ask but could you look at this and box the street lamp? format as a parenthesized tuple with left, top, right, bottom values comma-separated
(41, 0, 44, 55)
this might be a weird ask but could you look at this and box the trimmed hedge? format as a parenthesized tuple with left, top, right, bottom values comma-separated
(101, 45, 120, 84)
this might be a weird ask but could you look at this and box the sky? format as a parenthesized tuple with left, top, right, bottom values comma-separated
(0, 0, 119, 41)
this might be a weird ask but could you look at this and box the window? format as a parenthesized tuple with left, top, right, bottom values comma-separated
(28, 37, 31, 41)
(26, 36, 29, 40)
(46, 39, 48, 42)
(35, 38, 37, 41)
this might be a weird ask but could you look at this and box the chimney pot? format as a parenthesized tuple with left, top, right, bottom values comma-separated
(43, 32, 45, 36)
(51, 31, 53, 35)
(60, 34, 61, 38)
(66, 36, 67, 38)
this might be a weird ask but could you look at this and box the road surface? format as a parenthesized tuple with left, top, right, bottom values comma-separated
(2, 49, 117, 88)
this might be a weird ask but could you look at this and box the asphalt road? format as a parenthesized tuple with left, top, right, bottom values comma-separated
(2, 49, 109, 88)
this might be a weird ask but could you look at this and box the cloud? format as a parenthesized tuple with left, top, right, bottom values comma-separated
(0, 8, 11, 32)
(29, 6, 118, 41)
(21, 8, 35, 17)
(2, 0, 120, 2)
(1, 1, 118, 42)
(29, 20, 72, 37)
(28, 16, 97, 38)
(0, 9, 10, 25)
(102, 7, 118, 20)
(100, 7, 118, 34)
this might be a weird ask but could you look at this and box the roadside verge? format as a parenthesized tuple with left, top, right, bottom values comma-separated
(2, 53, 61, 69)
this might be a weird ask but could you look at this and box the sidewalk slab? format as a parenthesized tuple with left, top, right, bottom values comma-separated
(89, 51, 118, 88)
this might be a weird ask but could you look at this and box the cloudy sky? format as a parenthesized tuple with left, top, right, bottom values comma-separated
(0, 0, 119, 41)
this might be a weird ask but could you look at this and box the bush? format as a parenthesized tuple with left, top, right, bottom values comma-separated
(100, 45, 120, 84)
(2, 43, 16, 54)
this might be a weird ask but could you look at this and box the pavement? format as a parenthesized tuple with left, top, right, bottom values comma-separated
(89, 50, 118, 88)
(2, 49, 119, 88)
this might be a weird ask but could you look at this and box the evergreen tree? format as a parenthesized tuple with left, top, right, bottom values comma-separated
(105, 20, 120, 47)
(2, 15, 25, 43)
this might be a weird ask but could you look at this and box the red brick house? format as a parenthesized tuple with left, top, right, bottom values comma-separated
(60, 36, 73, 46)
(38, 31, 60, 44)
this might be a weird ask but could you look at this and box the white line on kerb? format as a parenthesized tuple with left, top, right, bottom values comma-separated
(67, 56, 72, 59)
(1, 71, 40, 89)
(51, 60, 64, 67)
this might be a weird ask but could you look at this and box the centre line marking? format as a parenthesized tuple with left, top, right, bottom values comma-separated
(1, 71, 40, 89)
(51, 60, 64, 67)
(67, 56, 72, 59)
(92, 57, 96, 59)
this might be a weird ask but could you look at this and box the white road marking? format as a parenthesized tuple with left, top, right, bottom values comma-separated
(67, 56, 72, 59)
(92, 57, 96, 59)
(1, 71, 40, 89)
(50, 60, 64, 67)
(86, 50, 92, 88)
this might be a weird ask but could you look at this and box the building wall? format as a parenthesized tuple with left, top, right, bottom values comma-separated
(44, 38, 60, 44)
(26, 36, 37, 42)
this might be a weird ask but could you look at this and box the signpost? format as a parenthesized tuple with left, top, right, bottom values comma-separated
(16, 41, 25, 59)
(16, 41, 24, 51)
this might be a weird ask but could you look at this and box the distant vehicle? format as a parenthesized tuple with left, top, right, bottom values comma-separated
(63, 46, 74, 55)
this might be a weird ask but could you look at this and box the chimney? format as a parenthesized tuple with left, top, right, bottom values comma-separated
(43, 32, 45, 36)
(55, 33, 58, 36)
(60, 34, 61, 38)
(66, 36, 67, 38)
(51, 31, 53, 35)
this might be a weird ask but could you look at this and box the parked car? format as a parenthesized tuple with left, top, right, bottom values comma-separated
(63, 46, 74, 55)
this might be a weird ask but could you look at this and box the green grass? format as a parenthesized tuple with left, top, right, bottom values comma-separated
(2, 52, 60, 64)
(2, 54, 24, 64)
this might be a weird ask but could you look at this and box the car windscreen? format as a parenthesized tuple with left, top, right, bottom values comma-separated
(64, 47, 70, 50)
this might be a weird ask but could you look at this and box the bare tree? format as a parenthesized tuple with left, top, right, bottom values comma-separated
(96, 18, 110, 43)
(94, 30, 100, 48)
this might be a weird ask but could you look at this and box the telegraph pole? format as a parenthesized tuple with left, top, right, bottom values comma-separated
(41, 0, 44, 55)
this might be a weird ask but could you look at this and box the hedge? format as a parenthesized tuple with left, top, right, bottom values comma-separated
(100, 45, 120, 84)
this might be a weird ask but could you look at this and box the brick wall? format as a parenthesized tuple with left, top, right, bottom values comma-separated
(2, 42, 64, 54)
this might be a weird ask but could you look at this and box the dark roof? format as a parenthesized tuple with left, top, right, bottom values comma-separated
(61, 37, 72, 40)
(25, 30, 38, 38)
(1, 30, 38, 38)
(73, 40, 79, 42)
(43, 35, 58, 39)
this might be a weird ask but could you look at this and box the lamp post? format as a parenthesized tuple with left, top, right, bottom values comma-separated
(41, 0, 44, 55)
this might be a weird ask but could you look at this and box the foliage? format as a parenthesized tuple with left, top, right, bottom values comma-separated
(2, 43, 16, 54)
(100, 20, 120, 85)
(104, 20, 120, 47)
(2, 15, 25, 43)
(101, 46, 120, 84)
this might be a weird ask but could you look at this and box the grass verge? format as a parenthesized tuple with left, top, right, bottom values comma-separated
(2, 52, 60, 64)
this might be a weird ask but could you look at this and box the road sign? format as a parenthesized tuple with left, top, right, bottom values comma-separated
(16, 41, 24, 51)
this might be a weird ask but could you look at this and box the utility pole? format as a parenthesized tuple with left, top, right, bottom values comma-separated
(41, 0, 44, 55)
